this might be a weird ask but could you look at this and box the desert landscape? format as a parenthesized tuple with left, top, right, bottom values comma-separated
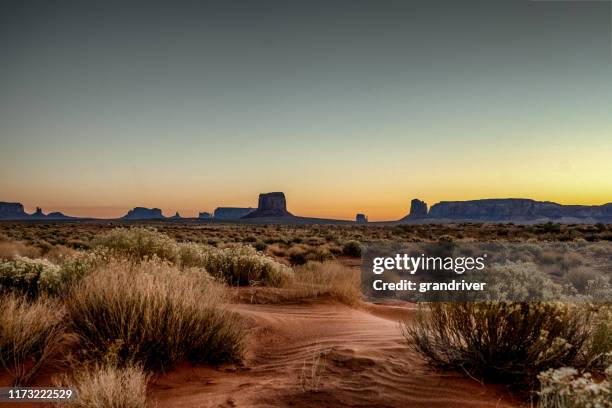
(0, 221, 610, 407)
(2, 0, 611, 406)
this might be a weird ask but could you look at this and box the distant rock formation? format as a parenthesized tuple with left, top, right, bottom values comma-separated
(122, 207, 164, 220)
(31, 207, 46, 219)
(0, 202, 74, 220)
(242, 192, 293, 218)
(409, 199, 428, 218)
(0, 202, 28, 219)
(214, 207, 255, 220)
(356, 213, 368, 224)
(428, 199, 612, 222)
(198, 212, 212, 219)
(46, 211, 73, 220)
(169, 212, 182, 220)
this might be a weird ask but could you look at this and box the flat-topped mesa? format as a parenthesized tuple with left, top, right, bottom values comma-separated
(198, 212, 212, 219)
(356, 213, 368, 224)
(409, 199, 428, 218)
(242, 192, 293, 218)
(0, 202, 28, 219)
(428, 199, 612, 221)
(214, 207, 254, 220)
(122, 207, 164, 220)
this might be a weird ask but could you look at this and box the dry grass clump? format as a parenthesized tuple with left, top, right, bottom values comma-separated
(62, 363, 150, 408)
(402, 302, 591, 387)
(0, 239, 42, 260)
(0, 294, 67, 385)
(290, 262, 361, 305)
(66, 260, 244, 371)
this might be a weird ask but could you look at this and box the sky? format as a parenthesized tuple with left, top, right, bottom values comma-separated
(1, 0, 611, 221)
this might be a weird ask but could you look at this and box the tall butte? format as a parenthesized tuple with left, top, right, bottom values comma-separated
(242, 192, 293, 218)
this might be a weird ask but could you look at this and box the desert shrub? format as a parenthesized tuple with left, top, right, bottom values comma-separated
(253, 240, 267, 252)
(66, 260, 244, 371)
(0, 252, 102, 298)
(63, 363, 150, 408)
(566, 268, 601, 291)
(291, 262, 361, 305)
(584, 276, 612, 301)
(584, 307, 612, 370)
(0, 256, 61, 298)
(476, 262, 563, 301)
(288, 245, 308, 265)
(537, 366, 611, 408)
(0, 239, 42, 260)
(402, 302, 591, 387)
(0, 294, 67, 384)
(93, 228, 179, 262)
(201, 245, 293, 287)
(342, 240, 362, 258)
(267, 244, 286, 257)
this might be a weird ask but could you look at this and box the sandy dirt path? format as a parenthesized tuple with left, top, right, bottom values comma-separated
(150, 299, 521, 408)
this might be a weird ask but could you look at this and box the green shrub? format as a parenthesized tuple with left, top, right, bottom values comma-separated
(402, 302, 591, 387)
(0, 294, 67, 385)
(342, 240, 362, 258)
(66, 260, 244, 371)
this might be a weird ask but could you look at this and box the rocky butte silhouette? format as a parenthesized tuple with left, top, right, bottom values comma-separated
(0, 202, 73, 220)
(356, 213, 368, 224)
(122, 207, 165, 220)
(397, 198, 612, 224)
(242, 192, 293, 218)
(214, 207, 255, 220)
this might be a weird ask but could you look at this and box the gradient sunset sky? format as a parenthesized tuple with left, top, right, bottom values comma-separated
(1, 0, 611, 221)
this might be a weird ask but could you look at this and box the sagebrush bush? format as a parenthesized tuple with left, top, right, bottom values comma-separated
(584, 306, 612, 370)
(402, 302, 591, 387)
(0, 294, 67, 384)
(199, 245, 293, 287)
(93, 228, 292, 287)
(63, 363, 150, 408)
(342, 240, 362, 257)
(537, 366, 611, 408)
(66, 260, 244, 371)
(0, 252, 102, 298)
(93, 227, 179, 262)
(0, 256, 61, 298)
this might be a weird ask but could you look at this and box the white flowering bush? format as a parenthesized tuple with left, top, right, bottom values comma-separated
(198, 245, 293, 287)
(93, 227, 180, 262)
(0, 250, 105, 298)
(538, 365, 611, 408)
(94, 228, 293, 287)
(0, 256, 61, 298)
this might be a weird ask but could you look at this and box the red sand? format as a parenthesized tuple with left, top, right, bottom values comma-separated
(149, 299, 522, 407)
